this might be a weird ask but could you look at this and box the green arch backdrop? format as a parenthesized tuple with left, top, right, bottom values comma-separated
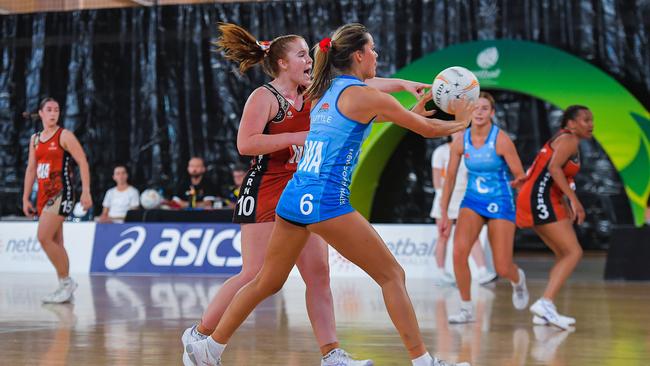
(350, 40, 650, 227)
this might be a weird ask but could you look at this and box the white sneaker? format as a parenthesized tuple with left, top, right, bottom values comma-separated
(185, 338, 221, 366)
(511, 269, 529, 310)
(321, 348, 373, 366)
(42, 278, 77, 304)
(448, 307, 475, 324)
(476, 267, 497, 285)
(432, 267, 455, 286)
(529, 299, 572, 330)
(532, 314, 575, 326)
(182, 325, 208, 366)
(432, 357, 471, 366)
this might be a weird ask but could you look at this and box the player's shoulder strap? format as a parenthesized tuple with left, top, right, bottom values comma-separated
(262, 83, 290, 123)
(32, 132, 41, 148)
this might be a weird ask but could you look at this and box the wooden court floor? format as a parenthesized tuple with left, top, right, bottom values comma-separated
(1, 255, 649, 365)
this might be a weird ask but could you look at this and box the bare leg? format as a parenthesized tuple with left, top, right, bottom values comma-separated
(486, 219, 519, 283)
(435, 218, 450, 268)
(295, 234, 338, 355)
(309, 212, 426, 359)
(200, 224, 343, 356)
(453, 209, 485, 301)
(37, 213, 68, 279)
(212, 217, 310, 343)
(469, 237, 486, 268)
(534, 220, 583, 300)
(198, 222, 272, 334)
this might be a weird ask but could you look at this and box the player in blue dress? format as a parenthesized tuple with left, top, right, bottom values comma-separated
(186, 23, 475, 366)
(438, 92, 529, 324)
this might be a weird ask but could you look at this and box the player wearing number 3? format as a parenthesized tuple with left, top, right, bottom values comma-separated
(185, 23, 474, 366)
(182, 23, 434, 366)
(22, 97, 92, 304)
(516, 105, 593, 329)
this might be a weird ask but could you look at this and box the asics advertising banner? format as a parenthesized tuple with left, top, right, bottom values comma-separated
(90, 223, 243, 274)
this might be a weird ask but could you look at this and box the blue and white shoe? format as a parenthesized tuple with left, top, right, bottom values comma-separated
(42, 278, 77, 304)
(321, 348, 373, 366)
(432, 267, 456, 286)
(511, 269, 529, 310)
(182, 325, 208, 366)
(532, 314, 575, 326)
(432, 357, 471, 366)
(530, 298, 573, 330)
(185, 338, 222, 366)
(476, 267, 497, 286)
(448, 307, 475, 324)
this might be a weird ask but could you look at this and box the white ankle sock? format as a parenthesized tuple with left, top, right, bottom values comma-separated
(540, 297, 555, 308)
(460, 300, 473, 311)
(412, 352, 433, 366)
(511, 269, 525, 286)
(192, 327, 209, 338)
(206, 337, 226, 359)
(194, 325, 208, 337)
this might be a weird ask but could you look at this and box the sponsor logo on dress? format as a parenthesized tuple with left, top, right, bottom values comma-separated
(298, 140, 324, 174)
(318, 103, 330, 112)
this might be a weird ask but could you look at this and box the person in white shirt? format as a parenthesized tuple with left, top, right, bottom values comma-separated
(98, 165, 140, 223)
(431, 132, 496, 285)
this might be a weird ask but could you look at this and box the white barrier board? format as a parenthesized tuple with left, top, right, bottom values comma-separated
(0, 222, 494, 280)
(0, 222, 95, 273)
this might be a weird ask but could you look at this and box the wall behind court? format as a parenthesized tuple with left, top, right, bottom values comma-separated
(0, 1, 648, 243)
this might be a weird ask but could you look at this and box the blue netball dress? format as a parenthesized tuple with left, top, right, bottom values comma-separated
(460, 124, 516, 221)
(276, 75, 373, 225)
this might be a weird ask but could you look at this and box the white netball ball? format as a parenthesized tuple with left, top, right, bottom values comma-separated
(432, 66, 480, 114)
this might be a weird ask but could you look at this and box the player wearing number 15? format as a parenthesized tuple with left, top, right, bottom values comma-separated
(22, 97, 92, 304)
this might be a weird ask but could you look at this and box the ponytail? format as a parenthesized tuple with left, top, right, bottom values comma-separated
(305, 23, 370, 101)
(214, 23, 302, 78)
(306, 39, 335, 101)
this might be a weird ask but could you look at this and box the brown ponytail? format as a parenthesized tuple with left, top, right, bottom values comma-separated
(214, 23, 302, 78)
(305, 23, 370, 101)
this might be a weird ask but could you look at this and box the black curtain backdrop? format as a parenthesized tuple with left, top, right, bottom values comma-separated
(1, 0, 649, 246)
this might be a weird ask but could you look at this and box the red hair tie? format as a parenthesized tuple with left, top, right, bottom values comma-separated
(256, 40, 271, 53)
(319, 37, 332, 53)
